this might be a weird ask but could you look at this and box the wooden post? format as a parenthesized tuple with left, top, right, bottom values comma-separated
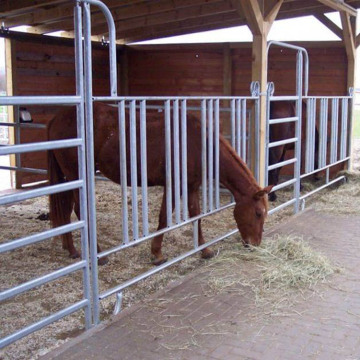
(222, 43, 232, 136)
(238, 0, 283, 186)
(341, 11, 357, 170)
(5, 38, 16, 188)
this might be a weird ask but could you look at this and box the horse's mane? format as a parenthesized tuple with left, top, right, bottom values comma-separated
(219, 135, 260, 191)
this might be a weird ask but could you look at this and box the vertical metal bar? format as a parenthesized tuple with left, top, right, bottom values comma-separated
(311, 98, 317, 171)
(83, 1, 99, 325)
(165, 100, 172, 226)
(208, 100, 214, 212)
(214, 99, 220, 209)
(305, 98, 312, 173)
(173, 100, 181, 223)
(235, 99, 241, 156)
(330, 98, 339, 164)
(74, 2, 91, 329)
(140, 100, 149, 236)
(347, 89, 354, 169)
(241, 99, 247, 163)
(340, 98, 348, 159)
(193, 220, 199, 249)
(14, 106, 21, 170)
(181, 100, 188, 221)
(265, 83, 274, 187)
(230, 99, 235, 149)
(319, 98, 328, 168)
(294, 51, 303, 213)
(254, 97, 260, 182)
(129, 100, 138, 241)
(201, 100, 207, 214)
(86, 0, 117, 96)
(118, 100, 129, 244)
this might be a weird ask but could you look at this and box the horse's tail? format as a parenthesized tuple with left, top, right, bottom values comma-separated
(48, 150, 74, 229)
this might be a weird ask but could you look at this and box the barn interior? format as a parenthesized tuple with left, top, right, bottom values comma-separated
(1, 1, 360, 358)
(0, 0, 360, 188)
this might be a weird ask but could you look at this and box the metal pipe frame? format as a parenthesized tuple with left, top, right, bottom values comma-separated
(0, 2, 92, 348)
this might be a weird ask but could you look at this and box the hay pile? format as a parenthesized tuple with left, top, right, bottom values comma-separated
(204, 234, 338, 312)
(309, 171, 360, 215)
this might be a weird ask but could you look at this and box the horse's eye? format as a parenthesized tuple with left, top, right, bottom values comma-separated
(255, 211, 262, 219)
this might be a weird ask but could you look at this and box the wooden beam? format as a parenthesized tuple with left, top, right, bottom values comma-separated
(237, 0, 283, 186)
(92, 0, 234, 36)
(4, 38, 16, 188)
(264, 0, 284, 23)
(314, 13, 343, 39)
(123, 18, 242, 43)
(356, 33, 360, 48)
(119, 12, 240, 43)
(316, 0, 357, 16)
(0, 0, 68, 17)
(341, 12, 356, 64)
(231, 0, 263, 35)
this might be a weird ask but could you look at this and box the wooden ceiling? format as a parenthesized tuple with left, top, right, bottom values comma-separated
(0, 0, 359, 44)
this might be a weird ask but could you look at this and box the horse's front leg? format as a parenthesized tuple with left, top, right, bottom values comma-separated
(188, 188, 214, 260)
(73, 190, 108, 266)
(151, 189, 173, 266)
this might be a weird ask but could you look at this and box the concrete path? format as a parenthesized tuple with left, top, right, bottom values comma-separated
(42, 209, 360, 360)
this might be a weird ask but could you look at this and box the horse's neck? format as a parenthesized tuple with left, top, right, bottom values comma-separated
(219, 139, 259, 201)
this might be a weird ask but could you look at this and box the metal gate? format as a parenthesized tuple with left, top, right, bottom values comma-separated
(265, 41, 353, 215)
(0, 3, 92, 348)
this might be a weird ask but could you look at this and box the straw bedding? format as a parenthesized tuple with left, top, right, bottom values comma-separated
(0, 167, 359, 359)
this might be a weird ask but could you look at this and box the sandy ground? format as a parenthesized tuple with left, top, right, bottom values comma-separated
(0, 140, 359, 360)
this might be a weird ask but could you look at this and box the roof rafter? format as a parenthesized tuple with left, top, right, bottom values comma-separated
(316, 0, 357, 16)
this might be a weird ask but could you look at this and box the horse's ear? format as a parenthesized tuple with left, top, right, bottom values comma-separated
(253, 185, 274, 200)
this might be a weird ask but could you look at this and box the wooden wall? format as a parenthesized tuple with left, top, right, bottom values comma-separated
(10, 36, 110, 186)
(8, 37, 349, 187)
(127, 42, 348, 97)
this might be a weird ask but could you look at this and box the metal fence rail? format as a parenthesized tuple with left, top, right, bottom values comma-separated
(89, 94, 260, 319)
(265, 42, 353, 215)
(0, 3, 92, 349)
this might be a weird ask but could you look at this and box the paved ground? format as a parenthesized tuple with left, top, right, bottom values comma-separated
(42, 209, 360, 360)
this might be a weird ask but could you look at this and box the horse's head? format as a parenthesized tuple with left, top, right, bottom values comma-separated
(233, 185, 273, 246)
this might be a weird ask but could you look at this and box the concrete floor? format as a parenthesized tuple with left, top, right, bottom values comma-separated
(42, 209, 360, 360)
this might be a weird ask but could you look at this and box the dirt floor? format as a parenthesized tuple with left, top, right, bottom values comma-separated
(1, 139, 359, 360)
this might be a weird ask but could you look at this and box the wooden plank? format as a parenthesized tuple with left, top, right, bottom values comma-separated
(5, 38, 16, 188)
(316, 0, 357, 16)
(314, 13, 343, 39)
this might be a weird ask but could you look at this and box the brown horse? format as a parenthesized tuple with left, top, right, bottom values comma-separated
(48, 102, 273, 265)
(268, 101, 319, 201)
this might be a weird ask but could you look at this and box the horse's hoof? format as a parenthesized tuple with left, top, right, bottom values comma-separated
(152, 256, 168, 266)
(69, 251, 80, 259)
(201, 248, 214, 260)
(98, 256, 109, 266)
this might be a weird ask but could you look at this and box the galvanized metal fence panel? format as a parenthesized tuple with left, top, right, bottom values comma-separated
(265, 42, 353, 215)
(0, 3, 92, 349)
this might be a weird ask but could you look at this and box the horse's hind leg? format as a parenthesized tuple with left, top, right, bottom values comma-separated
(151, 189, 172, 266)
(188, 188, 214, 260)
(73, 190, 108, 265)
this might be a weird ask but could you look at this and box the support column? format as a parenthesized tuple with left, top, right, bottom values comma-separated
(340, 11, 357, 170)
(238, 0, 283, 186)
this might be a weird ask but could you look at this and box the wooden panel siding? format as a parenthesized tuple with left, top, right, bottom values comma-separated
(11, 37, 110, 187)
(12, 39, 348, 186)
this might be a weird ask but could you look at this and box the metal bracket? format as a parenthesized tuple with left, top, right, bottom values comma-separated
(0, 23, 10, 34)
(113, 292, 123, 315)
(301, 198, 306, 211)
(101, 36, 109, 47)
(250, 81, 260, 97)
(266, 82, 275, 96)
